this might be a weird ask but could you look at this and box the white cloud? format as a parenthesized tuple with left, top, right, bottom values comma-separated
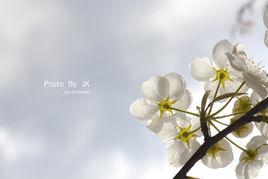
(0, 127, 43, 161)
(0, 0, 68, 89)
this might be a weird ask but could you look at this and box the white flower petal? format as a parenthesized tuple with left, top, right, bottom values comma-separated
(218, 140, 234, 166)
(190, 57, 214, 81)
(190, 116, 202, 136)
(202, 154, 221, 169)
(243, 72, 267, 98)
(202, 139, 233, 169)
(156, 120, 178, 143)
(146, 117, 165, 133)
(255, 122, 268, 138)
(226, 52, 248, 72)
(172, 90, 192, 111)
(232, 122, 253, 138)
(236, 162, 246, 179)
(166, 140, 185, 167)
(222, 79, 248, 94)
(258, 145, 268, 164)
(246, 136, 267, 149)
(141, 76, 170, 102)
(212, 40, 233, 69)
(244, 160, 263, 179)
(229, 67, 243, 79)
(250, 91, 262, 106)
(165, 73, 186, 99)
(178, 140, 200, 166)
(175, 114, 191, 128)
(130, 98, 158, 120)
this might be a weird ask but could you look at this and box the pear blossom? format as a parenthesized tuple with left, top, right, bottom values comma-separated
(130, 73, 192, 133)
(230, 96, 254, 138)
(156, 115, 201, 167)
(190, 40, 247, 99)
(202, 139, 234, 169)
(263, 8, 268, 47)
(236, 136, 268, 179)
(226, 43, 268, 98)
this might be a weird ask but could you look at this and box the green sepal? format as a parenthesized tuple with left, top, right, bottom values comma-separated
(201, 91, 211, 112)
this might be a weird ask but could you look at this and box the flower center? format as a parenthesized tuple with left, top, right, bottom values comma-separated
(207, 143, 225, 158)
(175, 125, 196, 145)
(157, 99, 176, 118)
(213, 68, 231, 87)
(242, 150, 258, 163)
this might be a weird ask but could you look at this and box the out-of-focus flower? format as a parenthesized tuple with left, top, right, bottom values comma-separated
(263, 8, 268, 47)
(190, 40, 247, 99)
(236, 136, 268, 179)
(226, 44, 268, 98)
(130, 73, 192, 133)
(201, 139, 234, 169)
(156, 115, 201, 167)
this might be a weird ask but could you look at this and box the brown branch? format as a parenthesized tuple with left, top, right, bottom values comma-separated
(200, 112, 210, 141)
(173, 97, 268, 179)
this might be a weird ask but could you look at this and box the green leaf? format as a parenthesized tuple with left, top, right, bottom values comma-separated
(201, 91, 211, 112)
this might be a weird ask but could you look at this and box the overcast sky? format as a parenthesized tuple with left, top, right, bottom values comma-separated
(0, 0, 268, 179)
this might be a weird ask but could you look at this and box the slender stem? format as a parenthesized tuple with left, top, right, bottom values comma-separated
(208, 81, 245, 118)
(211, 119, 229, 126)
(256, 144, 268, 151)
(208, 81, 221, 115)
(210, 121, 247, 152)
(190, 126, 201, 134)
(226, 136, 248, 152)
(170, 107, 200, 117)
(212, 111, 246, 119)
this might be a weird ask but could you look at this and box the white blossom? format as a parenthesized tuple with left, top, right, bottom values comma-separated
(236, 136, 268, 179)
(231, 96, 253, 138)
(130, 73, 192, 133)
(202, 139, 234, 169)
(226, 44, 268, 98)
(190, 40, 247, 99)
(157, 115, 201, 167)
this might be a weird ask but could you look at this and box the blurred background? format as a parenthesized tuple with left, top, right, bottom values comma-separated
(0, 0, 268, 178)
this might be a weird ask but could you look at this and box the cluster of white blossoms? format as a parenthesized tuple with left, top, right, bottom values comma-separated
(130, 10, 268, 179)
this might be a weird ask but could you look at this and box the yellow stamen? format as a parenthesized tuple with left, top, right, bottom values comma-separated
(241, 150, 257, 163)
(213, 68, 231, 87)
(158, 98, 176, 118)
(175, 125, 197, 145)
